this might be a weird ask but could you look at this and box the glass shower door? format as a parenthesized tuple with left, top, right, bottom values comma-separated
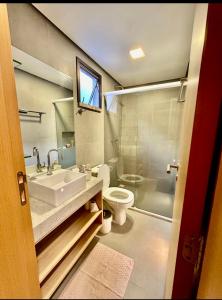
(120, 88, 184, 218)
(119, 94, 138, 198)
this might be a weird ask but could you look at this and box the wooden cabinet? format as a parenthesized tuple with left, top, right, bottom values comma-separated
(35, 191, 103, 299)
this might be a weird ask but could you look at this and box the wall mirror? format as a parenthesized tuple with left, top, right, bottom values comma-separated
(12, 46, 76, 171)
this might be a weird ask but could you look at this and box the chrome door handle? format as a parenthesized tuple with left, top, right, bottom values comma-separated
(167, 162, 179, 174)
(17, 171, 27, 205)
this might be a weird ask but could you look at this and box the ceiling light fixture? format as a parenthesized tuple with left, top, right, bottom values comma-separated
(129, 48, 145, 59)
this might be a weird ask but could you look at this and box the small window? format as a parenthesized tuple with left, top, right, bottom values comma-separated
(76, 57, 102, 112)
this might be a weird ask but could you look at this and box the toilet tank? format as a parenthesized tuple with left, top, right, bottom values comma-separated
(107, 157, 124, 187)
(97, 164, 110, 192)
(107, 158, 117, 187)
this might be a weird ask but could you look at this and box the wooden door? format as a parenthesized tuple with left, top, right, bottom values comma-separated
(164, 4, 208, 297)
(197, 151, 222, 298)
(165, 3, 222, 298)
(0, 4, 41, 299)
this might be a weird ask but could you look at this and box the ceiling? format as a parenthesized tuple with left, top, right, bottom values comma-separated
(33, 3, 195, 87)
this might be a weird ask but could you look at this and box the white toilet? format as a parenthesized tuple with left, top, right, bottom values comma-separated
(97, 164, 134, 225)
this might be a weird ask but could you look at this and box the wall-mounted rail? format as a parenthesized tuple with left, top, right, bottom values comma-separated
(19, 109, 46, 122)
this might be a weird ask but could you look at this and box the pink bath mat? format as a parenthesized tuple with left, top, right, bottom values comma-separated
(58, 242, 134, 299)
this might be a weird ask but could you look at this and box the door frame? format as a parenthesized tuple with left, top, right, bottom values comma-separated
(171, 3, 222, 298)
(197, 149, 222, 298)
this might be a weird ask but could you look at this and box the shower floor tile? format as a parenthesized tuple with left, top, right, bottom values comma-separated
(135, 190, 174, 218)
(121, 178, 174, 218)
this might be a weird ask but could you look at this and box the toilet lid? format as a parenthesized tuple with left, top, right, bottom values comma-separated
(103, 187, 134, 204)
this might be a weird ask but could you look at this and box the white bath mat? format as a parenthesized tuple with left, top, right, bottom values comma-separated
(58, 242, 134, 299)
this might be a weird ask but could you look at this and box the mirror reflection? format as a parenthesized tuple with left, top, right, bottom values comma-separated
(12, 46, 76, 174)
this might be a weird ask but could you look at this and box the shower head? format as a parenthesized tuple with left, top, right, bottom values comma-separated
(76, 108, 86, 115)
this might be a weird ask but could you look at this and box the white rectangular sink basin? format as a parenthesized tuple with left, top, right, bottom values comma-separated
(28, 169, 86, 207)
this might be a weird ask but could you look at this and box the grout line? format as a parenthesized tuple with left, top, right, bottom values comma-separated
(129, 207, 172, 223)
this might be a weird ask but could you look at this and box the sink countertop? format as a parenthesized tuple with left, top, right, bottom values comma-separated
(30, 177, 103, 244)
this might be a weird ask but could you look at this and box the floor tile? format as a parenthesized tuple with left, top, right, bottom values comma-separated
(53, 210, 172, 299)
(124, 281, 150, 299)
(100, 209, 172, 299)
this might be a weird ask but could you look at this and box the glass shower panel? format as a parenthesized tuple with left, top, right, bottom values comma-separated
(119, 94, 138, 196)
(104, 94, 123, 187)
(119, 88, 184, 218)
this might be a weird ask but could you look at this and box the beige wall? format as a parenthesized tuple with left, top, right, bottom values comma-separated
(7, 3, 118, 167)
(15, 68, 72, 166)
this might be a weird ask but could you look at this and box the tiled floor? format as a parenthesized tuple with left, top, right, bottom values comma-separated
(135, 188, 174, 219)
(99, 209, 172, 299)
(53, 209, 172, 299)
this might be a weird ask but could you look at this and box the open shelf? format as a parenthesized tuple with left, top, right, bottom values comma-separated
(37, 209, 102, 283)
(40, 222, 102, 299)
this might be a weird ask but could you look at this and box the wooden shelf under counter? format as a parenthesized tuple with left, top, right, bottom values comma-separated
(40, 222, 102, 299)
(35, 190, 103, 299)
(36, 208, 102, 283)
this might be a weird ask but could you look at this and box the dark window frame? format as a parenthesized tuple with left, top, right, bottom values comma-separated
(76, 57, 102, 113)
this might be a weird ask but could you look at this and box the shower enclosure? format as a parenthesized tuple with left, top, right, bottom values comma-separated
(105, 82, 184, 219)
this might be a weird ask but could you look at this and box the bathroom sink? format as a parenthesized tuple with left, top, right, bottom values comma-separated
(28, 169, 86, 207)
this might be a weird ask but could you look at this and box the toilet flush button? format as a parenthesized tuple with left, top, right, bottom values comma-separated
(61, 188, 64, 192)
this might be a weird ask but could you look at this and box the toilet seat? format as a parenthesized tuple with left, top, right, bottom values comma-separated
(120, 174, 144, 185)
(115, 157, 144, 185)
(103, 187, 134, 204)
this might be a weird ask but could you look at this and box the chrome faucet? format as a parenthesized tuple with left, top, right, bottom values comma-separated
(33, 147, 43, 173)
(47, 149, 63, 175)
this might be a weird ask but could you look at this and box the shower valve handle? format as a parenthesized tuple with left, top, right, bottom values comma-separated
(167, 162, 179, 174)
